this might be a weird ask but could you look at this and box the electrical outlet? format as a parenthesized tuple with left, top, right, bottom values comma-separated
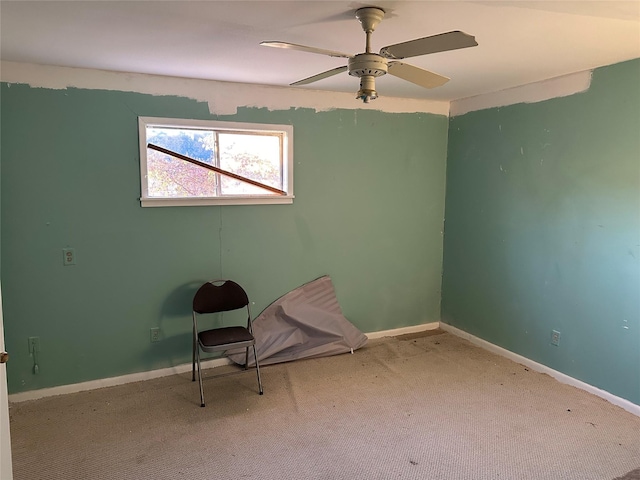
(62, 248, 76, 266)
(28, 336, 40, 354)
(150, 328, 160, 343)
(551, 330, 561, 346)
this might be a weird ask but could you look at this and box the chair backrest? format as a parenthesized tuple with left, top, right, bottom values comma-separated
(193, 280, 249, 314)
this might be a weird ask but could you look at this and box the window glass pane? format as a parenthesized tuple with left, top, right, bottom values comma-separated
(218, 133, 281, 195)
(146, 127, 216, 197)
(139, 117, 293, 206)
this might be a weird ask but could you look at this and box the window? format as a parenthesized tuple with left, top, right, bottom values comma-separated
(138, 117, 294, 207)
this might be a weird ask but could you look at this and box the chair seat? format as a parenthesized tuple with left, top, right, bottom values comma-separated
(199, 326, 254, 349)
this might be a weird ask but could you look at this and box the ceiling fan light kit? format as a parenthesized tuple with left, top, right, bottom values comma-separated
(356, 75, 378, 103)
(261, 6, 478, 103)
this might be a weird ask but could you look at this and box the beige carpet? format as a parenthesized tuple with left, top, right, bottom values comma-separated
(9, 331, 640, 480)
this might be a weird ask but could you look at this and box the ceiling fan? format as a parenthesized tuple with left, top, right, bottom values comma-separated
(261, 6, 478, 103)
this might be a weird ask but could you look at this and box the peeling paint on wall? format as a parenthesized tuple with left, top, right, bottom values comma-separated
(450, 70, 593, 117)
(0, 61, 450, 116)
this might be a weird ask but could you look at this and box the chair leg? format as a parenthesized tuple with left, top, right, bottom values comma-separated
(252, 344, 263, 395)
(192, 326, 196, 382)
(244, 346, 249, 371)
(196, 346, 205, 407)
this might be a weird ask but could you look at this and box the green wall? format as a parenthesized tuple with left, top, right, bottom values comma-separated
(0, 84, 448, 393)
(442, 59, 640, 404)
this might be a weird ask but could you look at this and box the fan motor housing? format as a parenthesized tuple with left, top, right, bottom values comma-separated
(348, 53, 388, 78)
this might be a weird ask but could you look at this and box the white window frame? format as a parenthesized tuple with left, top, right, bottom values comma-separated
(138, 116, 294, 207)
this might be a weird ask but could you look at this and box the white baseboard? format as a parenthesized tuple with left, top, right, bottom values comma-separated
(9, 357, 232, 403)
(366, 322, 440, 339)
(9, 323, 440, 403)
(439, 322, 640, 418)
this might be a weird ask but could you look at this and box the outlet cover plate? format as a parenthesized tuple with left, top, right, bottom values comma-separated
(150, 328, 160, 343)
(62, 248, 76, 266)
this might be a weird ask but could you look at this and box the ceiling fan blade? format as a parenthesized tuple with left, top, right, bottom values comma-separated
(380, 31, 477, 59)
(260, 41, 352, 59)
(387, 61, 449, 89)
(291, 66, 349, 86)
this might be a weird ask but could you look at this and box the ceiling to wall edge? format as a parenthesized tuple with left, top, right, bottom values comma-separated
(1, 61, 596, 118)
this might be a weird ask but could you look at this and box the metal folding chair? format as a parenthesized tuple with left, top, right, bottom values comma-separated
(191, 280, 263, 407)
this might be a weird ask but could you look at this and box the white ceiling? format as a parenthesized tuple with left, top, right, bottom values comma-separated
(1, 1, 639, 102)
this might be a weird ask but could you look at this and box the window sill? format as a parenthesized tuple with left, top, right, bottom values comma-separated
(140, 195, 295, 207)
